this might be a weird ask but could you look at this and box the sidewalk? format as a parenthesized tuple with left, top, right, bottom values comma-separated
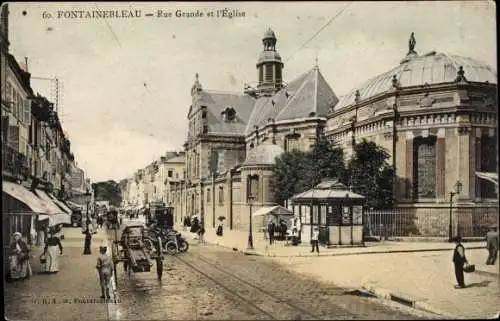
(180, 226, 494, 273)
(5, 227, 113, 321)
(182, 226, 500, 319)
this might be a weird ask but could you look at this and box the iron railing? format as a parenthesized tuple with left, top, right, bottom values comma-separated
(365, 206, 498, 238)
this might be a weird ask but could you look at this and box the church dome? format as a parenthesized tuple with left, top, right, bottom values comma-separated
(243, 143, 284, 166)
(335, 51, 497, 110)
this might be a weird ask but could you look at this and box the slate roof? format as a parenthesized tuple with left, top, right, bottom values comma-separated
(242, 142, 284, 166)
(335, 51, 497, 111)
(200, 91, 256, 135)
(245, 66, 338, 134)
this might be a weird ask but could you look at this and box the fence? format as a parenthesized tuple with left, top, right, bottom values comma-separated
(365, 206, 498, 238)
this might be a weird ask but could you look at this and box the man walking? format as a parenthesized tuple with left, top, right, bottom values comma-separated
(267, 220, 275, 245)
(452, 236, 468, 289)
(485, 226, 498, 265)
(311, 227, 320, 254)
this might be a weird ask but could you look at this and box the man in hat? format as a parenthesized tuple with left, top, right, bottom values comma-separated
(452, 236, 468, 289)
(96, 244, 113, 299)
(485, 226, 498, 265)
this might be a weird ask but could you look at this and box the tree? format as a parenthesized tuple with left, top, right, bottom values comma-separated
(274, 137, 345, 205)
(91, 180, 122, 206)
(274, 150, 311, 205)
(346, 139, 395, 209)
(309, 136, 346, 186)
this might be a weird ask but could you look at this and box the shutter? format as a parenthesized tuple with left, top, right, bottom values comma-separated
(8, 125, 19, 150)
(1, 116, 9, 142)
(24, 99, 31, 125)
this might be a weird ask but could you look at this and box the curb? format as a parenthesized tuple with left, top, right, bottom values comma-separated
(360, 284, 460, 319)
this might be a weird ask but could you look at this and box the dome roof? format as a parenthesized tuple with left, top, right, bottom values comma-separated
(335, 52, 497, 110)
(263, 28, 276, 39)
(243, 143, 284, 166)
(257, 50, 282, 65)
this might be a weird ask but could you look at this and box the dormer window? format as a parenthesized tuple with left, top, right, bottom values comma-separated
(221, 107, 236, 122)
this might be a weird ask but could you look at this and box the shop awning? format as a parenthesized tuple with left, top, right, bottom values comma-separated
(34, 189, 70, 226)
(252, 205, 293, 217)
(3, 181, 50, 214)
(66, 200, 84, 210)
(475, 172, 498, 186)
(47, 193, 72, 214)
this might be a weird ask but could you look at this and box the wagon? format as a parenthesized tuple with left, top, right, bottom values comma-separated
(109, 220, 164, 285)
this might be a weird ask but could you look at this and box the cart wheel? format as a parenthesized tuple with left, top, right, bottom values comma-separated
(156, 258, 163, 280)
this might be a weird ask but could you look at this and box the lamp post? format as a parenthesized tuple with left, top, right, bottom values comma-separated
(448, 180, 463, 242)
(83, 187, 93, 255)
(247, 195, 255, 250)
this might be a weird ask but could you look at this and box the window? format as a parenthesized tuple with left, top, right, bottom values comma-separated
(341, 206, 351, 225)
(301, 205, 310, 224)
(312, 206, 319, 224)
(265, 63, 273, 82)
(413, 136, 437, 199)
(258, 66, 263, 83)
(168, 170, 173, 178)
(353, 206, 363, 225)
(478, 135, 497, 199)
(5, 82, 12, 106)
(218, 187, 224, 205)
(320, 205, 327, 225)
(247, 174, 259, 202)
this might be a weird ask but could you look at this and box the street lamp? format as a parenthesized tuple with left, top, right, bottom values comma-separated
(448, 180, 463, 242)
(247, 195, 255, 250)
(83, 187, 93, 254)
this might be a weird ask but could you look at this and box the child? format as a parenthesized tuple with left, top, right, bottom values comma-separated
(96, 245, 113, 299)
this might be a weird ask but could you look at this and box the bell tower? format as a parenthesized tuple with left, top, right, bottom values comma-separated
(255, 28, 284, 96)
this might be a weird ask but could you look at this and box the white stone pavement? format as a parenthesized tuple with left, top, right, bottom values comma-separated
(180, 225, 500, 319)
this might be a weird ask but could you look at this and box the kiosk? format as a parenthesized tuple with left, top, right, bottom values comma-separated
(291, 179, 365, 246)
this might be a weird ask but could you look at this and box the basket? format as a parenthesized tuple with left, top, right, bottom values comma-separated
(39, 254, 47, 264)
(464, 264, 475, 273)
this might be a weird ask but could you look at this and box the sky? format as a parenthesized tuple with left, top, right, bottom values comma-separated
(6, 1, 497, 182)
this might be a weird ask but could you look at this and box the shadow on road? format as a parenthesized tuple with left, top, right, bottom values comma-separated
(466, 280, 492, 288)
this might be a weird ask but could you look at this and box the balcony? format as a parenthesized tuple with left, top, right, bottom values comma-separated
(2, 145, 29, 180)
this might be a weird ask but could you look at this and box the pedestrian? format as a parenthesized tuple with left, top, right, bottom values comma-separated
(8, 232, 32, 281)
(452, 236, 468, 289)
(267, 220, 275, 245)
(311, 227, 320, 254)
(485, 226, 499, 265)
(198, 224, 206, 244)
(96, 245, 113, 299)
(41, 229, 63, 273)
(83, 227, 92, 255)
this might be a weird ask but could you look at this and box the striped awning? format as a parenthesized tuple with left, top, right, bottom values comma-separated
(3, 181, 50, 214)
(47, 193, 72, 214)
(34, 189, 70, 226)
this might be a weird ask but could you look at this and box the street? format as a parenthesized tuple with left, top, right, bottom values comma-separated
(5, 228, 432, 321)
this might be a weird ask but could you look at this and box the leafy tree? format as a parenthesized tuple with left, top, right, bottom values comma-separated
(309, 136, 346, 186)
(274, 137, 345, 205)
(346, 139, 395, 209)
(91, 180, 122, 206)
(274, 150, 311, 205)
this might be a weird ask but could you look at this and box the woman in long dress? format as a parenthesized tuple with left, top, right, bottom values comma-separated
(8, 232, 32, 281)
(41, 230, 63, 273)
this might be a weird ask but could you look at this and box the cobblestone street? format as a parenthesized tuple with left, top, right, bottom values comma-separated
(5, 227, 436, 320)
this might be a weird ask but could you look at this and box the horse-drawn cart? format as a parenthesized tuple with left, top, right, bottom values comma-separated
(110, 220, 164, 284)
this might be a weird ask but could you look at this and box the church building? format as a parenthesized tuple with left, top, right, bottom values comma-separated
(170, 29, 497, 237)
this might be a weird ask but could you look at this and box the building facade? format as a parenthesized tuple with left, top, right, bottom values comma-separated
(168, 29, 497, 236)
(1, 4, 89, 257)
(120, 151, 185, 219)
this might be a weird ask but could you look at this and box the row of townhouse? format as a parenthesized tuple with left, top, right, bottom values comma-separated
(120, 151, 185, 221)
(1, 4, 91, 257)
